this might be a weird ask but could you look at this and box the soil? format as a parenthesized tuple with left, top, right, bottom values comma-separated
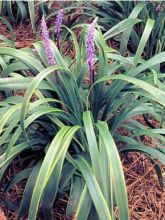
(0, 16, 165, 220)
(0, 20, 35, 48)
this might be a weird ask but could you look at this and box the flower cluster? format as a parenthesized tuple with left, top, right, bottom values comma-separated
(85, 18, 97, 69)
(85, 18, 98, 111)
(54, 9, 64, 39)
(40, 16, 56, 66)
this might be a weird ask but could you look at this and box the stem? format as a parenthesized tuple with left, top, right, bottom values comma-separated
(55, 37, 60, 84)
(56, 36, 60, 51)
(89, 63, 94, 112)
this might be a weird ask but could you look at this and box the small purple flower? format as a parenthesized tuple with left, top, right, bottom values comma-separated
(54, 9, 64, 39)
(40, 16, 56, 66)
(85, 18, 98, 69)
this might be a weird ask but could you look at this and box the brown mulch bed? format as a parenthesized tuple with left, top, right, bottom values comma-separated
(0, 20, 35, 48)
(0, 152, 164, 220)
(124, 153, 165, 220)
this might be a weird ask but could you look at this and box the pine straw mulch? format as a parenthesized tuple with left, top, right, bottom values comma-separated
(0, 20, 35, 49)
(0, 151, 164, 220)
(123, 153, 165, 220)
(0, 162, 70, 220)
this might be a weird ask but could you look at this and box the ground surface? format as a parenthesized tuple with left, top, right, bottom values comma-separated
(0, 18, 165, 220)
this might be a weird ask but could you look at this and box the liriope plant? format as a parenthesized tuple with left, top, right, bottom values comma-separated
(0, 14, 165, 220)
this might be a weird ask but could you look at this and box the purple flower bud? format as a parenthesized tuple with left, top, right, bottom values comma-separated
(85, 18, 98, 69)
(40, 16, 56, 66)
(54, 9, 64, 39)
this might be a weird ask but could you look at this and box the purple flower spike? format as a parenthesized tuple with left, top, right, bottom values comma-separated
(85, 18, 98, 111)
(54, 9, 64, 39)
(40, 16, 56, 66)
(86, 18, 98, 69)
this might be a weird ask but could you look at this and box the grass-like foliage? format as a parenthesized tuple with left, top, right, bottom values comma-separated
(0, 13, 165, 220)
(0, 1, 49, 34)
(68, 1, 165, 59)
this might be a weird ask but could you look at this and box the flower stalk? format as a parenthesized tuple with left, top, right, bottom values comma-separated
(40, 16, 60, 84)
(54, 9, 64, 49)
(40, 16, 56, 66)
(86, 18, 97, 111)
